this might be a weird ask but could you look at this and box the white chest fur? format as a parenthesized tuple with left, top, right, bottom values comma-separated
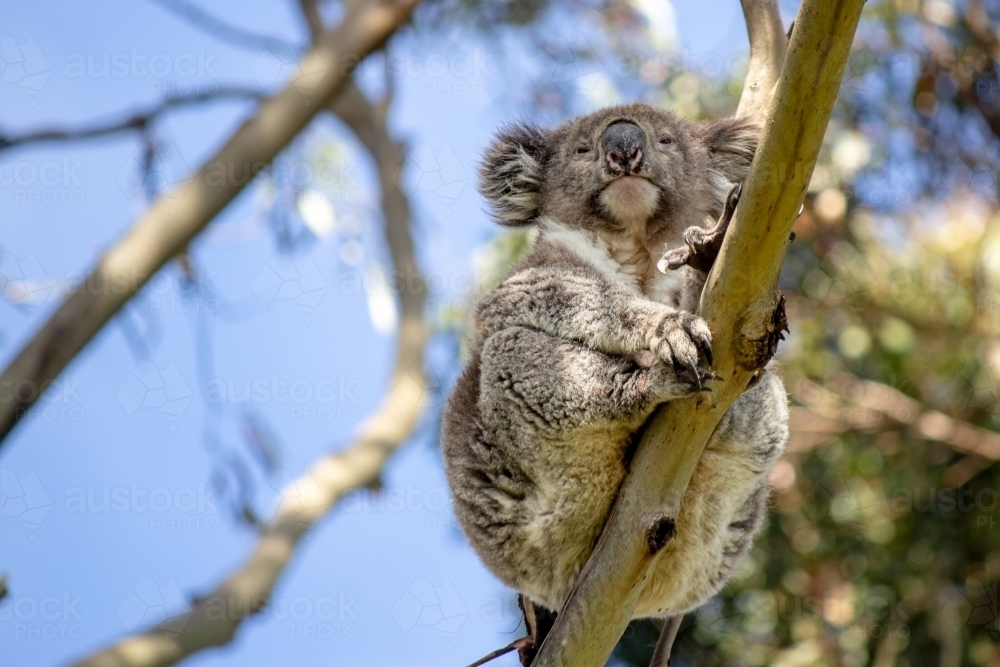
(539, 218, 684, 307)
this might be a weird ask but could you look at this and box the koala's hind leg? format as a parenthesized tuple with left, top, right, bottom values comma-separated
(637, 369, 788, 617)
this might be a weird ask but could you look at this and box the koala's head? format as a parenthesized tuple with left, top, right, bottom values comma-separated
(479, 102, 758, 242)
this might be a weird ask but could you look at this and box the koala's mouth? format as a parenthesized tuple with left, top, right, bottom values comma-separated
(599, 175, 661, 226)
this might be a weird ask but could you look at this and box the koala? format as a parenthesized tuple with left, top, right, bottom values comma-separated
(441, 102, 789, 621)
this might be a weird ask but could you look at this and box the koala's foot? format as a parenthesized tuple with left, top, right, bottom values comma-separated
(464, 597, 555, 667)
(650, 362, 716, 397)
(516, 597, 556, 666)
(659, 182, 742, 274)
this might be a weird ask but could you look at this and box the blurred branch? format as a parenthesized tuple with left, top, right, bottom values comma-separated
(963, 0, 999, 60)
(919, 4, 1000, 149)
(735, 0, 788, 118)
(72, 293, 426, 667)
(69, 12, 427, 667)
(787, 372, 1000, 487)
(299, 0, 326, 41)
(0, 87, 264, 151)
(0, 0, 422, 449)
(871, 622, 906, 667)
(330, 83, 413, 274)
(148, 0, 301, 57)
(530, 2, 864, 665)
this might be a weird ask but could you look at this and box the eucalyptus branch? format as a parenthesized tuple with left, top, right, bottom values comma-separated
(0, 0, 422, 448)
(299, 0, 326, 41)
(69, 130, 426, 665)
(735, 0, 788, 119)
(66, 5, 426, 665)
(530, 2, 866, 665)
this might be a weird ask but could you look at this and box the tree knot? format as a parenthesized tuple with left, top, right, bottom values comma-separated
(646, 516, 677, 555)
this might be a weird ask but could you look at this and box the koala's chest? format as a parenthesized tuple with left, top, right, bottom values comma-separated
(603, 235, 686, 308)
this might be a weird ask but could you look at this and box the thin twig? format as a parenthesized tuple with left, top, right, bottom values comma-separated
(648, 616, 682, 667)
(298, 0, 326, 41)
(147, 0, 301, 57)
(465, 642, 521, 667)
(0, 87, 263, 151)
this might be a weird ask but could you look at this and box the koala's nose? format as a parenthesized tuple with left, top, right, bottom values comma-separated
(602, 121, 645, 175)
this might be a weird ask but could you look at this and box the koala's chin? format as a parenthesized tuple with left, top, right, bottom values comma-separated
(599, 175, 660, 228)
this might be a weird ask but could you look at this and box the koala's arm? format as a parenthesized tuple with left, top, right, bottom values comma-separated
(475, 266, 713, 370)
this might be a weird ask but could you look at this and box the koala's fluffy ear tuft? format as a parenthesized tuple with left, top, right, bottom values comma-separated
(478, 123, 551, 226)
(699, 118, 760, 199)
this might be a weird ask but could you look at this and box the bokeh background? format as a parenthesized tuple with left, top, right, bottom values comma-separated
(1, 0, 999, 665)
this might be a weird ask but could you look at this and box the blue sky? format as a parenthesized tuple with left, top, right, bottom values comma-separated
(0, 1, 798, 665)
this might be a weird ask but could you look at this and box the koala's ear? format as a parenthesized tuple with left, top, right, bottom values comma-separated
(478, 123, 551, 226)
(699, 118, 760, 185)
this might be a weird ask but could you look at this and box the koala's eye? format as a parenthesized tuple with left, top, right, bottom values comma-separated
(659, 137, 673, 146)
(576, 146, 592, 154)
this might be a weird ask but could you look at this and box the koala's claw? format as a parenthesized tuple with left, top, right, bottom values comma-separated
(652, 363, 717, 398)
(694, 331, 714, 368)
(687, 367, 719, 392)
(652, 313, 714, 377)
(658, 182, 743, 274)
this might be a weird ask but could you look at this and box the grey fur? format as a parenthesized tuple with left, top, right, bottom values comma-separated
(442, 103, 788, 617)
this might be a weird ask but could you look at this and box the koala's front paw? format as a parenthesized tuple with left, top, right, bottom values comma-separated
(658, 183, 742, 273)
(650, 312, 714, 384)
